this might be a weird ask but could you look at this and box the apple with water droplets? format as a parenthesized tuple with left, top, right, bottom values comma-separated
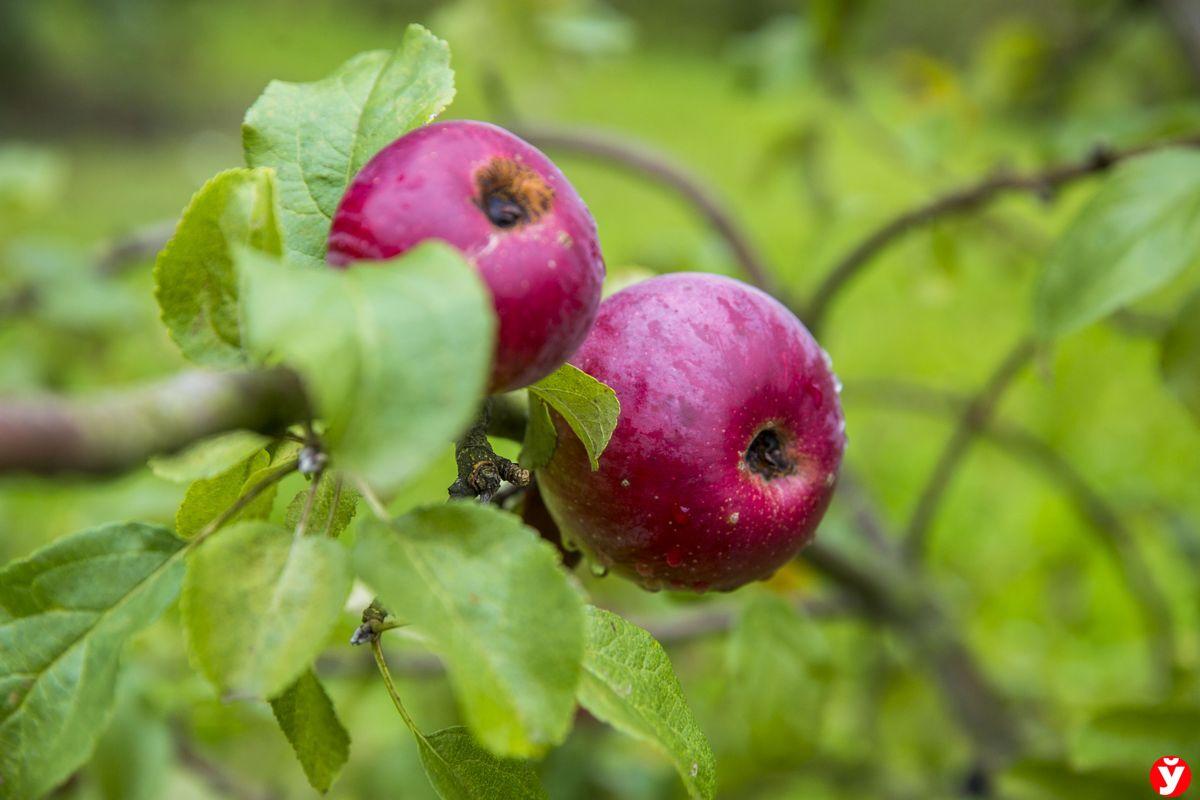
(328, 120, 606, 393)
(536, 273, 845, 592)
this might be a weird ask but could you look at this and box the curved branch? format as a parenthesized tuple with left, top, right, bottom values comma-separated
(848, 378, 1179, 687)
(516, 124, 781, 298)
(0, 367, 309, 476)
(902, 338, 1036, 561)
(804, 134, 1200, 333)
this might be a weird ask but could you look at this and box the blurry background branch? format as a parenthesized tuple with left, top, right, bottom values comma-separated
(0, 367, 308, 475)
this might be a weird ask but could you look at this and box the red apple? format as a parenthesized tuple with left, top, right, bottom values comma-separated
(536, 273, 845, 592)
(328, 120, 605, 393)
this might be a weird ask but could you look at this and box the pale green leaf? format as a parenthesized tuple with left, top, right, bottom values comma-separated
(528, 364, 620, 470)
(153, 167, 281, 366)
(242, 24, 454, 262)
(519, 396, 557, 470)
(1034, 149, 1200, 338)
(181, 521, 352, 699)
(149, 430, 272, 482)
(284, 473, 359, 537)
(1161, 290, 1200, 425)
(175, 449, 276, 538)
(238, 243, 494, 494)
(0, 523, 185, 800)
(418, 726, 547, 800)
(578, 606, 716, 800)
(723, 595, 828, 765)
(353, 504, 584, 757)
(270, 669, 351, 794)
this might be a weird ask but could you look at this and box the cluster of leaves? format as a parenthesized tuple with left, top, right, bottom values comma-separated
(0, 24, 713, 800)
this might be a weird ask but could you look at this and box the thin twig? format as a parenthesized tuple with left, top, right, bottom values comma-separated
(804, 134, 1200, 333)
(901, 338, 1036, 561)
(517, 124, 781, 299)
(371, 638, 422, 734)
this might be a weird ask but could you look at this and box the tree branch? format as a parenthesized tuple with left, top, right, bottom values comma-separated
(516, 124, 781, 299)
(901, 338, 1036, 561)
(804, 134, 1200, 334)
(447, 399, 530, 501)
(0, 367, 309, 476)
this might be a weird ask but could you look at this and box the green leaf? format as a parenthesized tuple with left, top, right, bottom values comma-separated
(238, 243, 494, 495)
(154, 167, 281, 366)
(1071, 705, 1200, 770)
(149, 430, 273, 482)
(181, 521, 352, 699)
(174, 449, 276, 538)
(1161, 289, 1200, 425)
(242, 24, 455, 262)
(270, 669, 351, 794)
(723, 595, 828, 765)
(418, 726, 548, 800)
(353, 503, 584, 757)
(577, 607, 716, 800)
(999, 759, 1143, 800)
(1034, 149, 1200, 339)
(0, 523, 185, 799)
(284, 473, 360, 537)
(528, 363, 620, 470)
(519, 395, 557, 470)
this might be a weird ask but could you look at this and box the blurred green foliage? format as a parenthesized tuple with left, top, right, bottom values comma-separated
(3, 0, 1200, 797)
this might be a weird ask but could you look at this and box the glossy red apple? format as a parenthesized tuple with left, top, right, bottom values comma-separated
(536, 273, 845, 592)
(328, 120, 605, 393)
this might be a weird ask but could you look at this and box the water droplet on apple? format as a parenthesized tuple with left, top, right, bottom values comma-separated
(672, 506, 690, 525)
(666, 547, 682, 567)
(589, 562, 609, 578)
(726, 511, 740, 525)
(806, 380, 823, 405)
(620, 478, 630, 488)
(635, 561, 653, 576)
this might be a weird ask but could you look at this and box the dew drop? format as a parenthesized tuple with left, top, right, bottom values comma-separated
(635, 561, 653, 577)
(666, 547, 683, 567)
(726, 511, 740, 525)
(618, 683, 633, 698)
(806, 380, 823, 405)
(620, 478, 631, 488)
(690, 763, 699, 777)
(672, 506, 690, 525)
(589, 561, 609, 578)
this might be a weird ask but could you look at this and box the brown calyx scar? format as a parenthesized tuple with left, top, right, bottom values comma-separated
(744, 427, 797, 481)
(475, 157, 554, 229)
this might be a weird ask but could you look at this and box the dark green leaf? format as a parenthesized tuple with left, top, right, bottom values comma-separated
(419, 726, 548, 800)
(354, 504, 584, 757)
(270, 669, 351, 794)
(242, 24, 454, 262)
(1034, 149, 1200, 338)
(1161, 289, 1200, 425)
(181, 521, 352, 699)
(238, 243, 494, 495)
(154, 167, 281, 366)
(0, 523, 185, 799)
(528, 364, 620, 470)
(577, 607, 716, 800)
